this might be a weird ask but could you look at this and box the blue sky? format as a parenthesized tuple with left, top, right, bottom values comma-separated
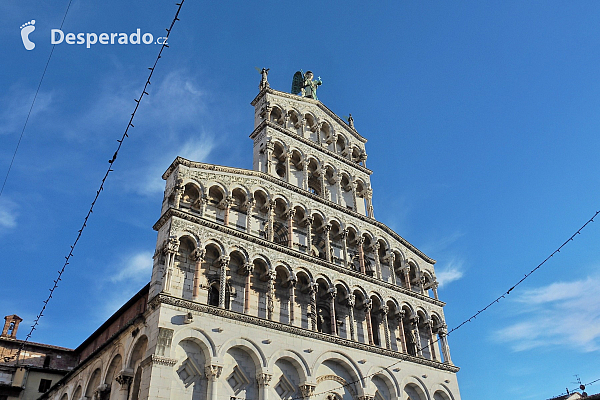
(2, 1, 600, 399)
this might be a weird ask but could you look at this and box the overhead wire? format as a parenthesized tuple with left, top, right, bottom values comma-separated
(289, 209, 600, 399)
(0, 0, 74, 198)
(7, 0, 186, 365)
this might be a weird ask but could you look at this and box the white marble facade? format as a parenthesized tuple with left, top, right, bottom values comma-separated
(43, 79, 461, 400)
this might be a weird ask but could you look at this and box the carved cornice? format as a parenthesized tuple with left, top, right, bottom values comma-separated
(250, 88, 366, 143)
(154, 208, 444, 307)
(141, 354, 177, 368)
(250, 119, 372, 175)
(150, 293, 459, 373)
(160, 158, 436, 266)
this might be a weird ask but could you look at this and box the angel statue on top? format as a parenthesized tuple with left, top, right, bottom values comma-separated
(291, 70, 322, 100)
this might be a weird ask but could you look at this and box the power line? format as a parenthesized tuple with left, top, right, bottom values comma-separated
(289, 209, 600, 399)
(0, 0, 74, 198)
(9, 0, 186, 365)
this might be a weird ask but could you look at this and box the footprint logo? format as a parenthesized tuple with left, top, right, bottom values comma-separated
(20, 20, 36, 50)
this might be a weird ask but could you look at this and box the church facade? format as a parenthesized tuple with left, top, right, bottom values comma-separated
(42, 73, 461, 400)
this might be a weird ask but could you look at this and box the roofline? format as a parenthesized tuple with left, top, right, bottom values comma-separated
(0, 337, 74, 352)
(73, 283, 149, 353)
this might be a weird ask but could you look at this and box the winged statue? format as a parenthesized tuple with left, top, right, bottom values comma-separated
(291, 70, 322, 100)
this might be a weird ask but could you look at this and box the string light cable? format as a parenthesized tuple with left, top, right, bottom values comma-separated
(6, 0, 186, 365)
(288, 209, 600, 400)
(0, 0, 74, 197)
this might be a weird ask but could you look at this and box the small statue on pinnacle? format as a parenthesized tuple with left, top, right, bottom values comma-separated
(258, 68, 270, 91)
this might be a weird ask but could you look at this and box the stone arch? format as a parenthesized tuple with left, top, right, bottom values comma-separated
(336, 133, 349, 156)
(295, 268, 314, 284)
(270, 105, 285, 125)
(59, 393, 68, 400)
(104, 353, 123, 400)
(313, 350, 365, 396)
(219, 337, 267, 369)
(367, 367, 400, 400)
(267, 349, 311, 382)
(180, 181, 202, 210)
(401, 376, 430, 400)
(71, 385, 82, 400)
(250, 254, 272, 271)
(127, 335, 148, 370)
(171, 328, 217, 360)
(432, 384, 455, 400)
(84, 367, 102, 399)
(203, 239, 225, 257)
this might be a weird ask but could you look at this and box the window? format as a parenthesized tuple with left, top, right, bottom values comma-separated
(38, 379, 52, 393)
(43, 355, 51, 368)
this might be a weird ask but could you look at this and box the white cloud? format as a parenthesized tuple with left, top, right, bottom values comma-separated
(111, 251, 154, 283)
(495, 276, 600, 352)
(0, 87, 53, 136)
(138, 135, 215, 196)
(436, 258, 465, 287)
(0, 198, 18, 230)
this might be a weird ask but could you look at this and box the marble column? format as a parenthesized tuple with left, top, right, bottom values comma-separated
(439, 325, 453, 364)
(432, 281, 439, 300)
(397, 311, 407, 353)
(419, 276, 426, 295)
(365, 188, 374, 218)
(372, 242, 381, 279)
(265, 141, 274, 175)
(303, 167, 310, 191)
(351, 180, 358, 211)
(340, 229, 349, 268)
(412, 317, 423, 357)
(305, 216, 313, 255)
(427, 319, 438, 361)
(245, 197, 255, 234)
(309, 282, 318, 331)
(288, 277, 297, 325)
(267, 200, 275, 242)
(320, 170, 328, 200)
(299, 384, 315, 400)
(257, 373, 272, 400)
(266, 270, 276, 320)
(287, 208, 296, 248)
(347, 294, 356, 341)
(222, 196, 233, 227)
(163, 236, 179, 294)
(242, 263, 253, 314)
(205, 365, 222, 400)
(364, 300, 374, 345)
(327, 287, 337, 335)
(381, 306, 391, 349)
(285, 152, 292, 183)
(191, 247, 205, 301)
(173, 179, 183, 209)
(334, 172, 343, 204)
(323, 223, 332, 262)
(388, 253, 397, 285)
(218, 256, 230, 309)
(403, 267, 411, 290)
(115, 372, 133, 400)
(199, 194, 208, 217)
(357, 237, 366, 274)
